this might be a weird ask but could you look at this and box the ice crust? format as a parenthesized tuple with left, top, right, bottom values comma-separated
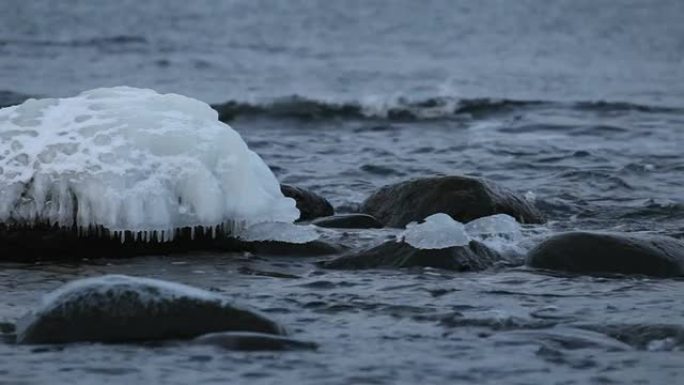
(465, 214, 522, 240)
(39, 274, 224, 311)
(400, 213, 523, 250)
(0, 87, 299, 238)
(237, 222, 319, 244)
(15, 274, 238, 342)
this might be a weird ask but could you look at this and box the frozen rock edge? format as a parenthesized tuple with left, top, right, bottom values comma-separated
(0, 87, 299, 241)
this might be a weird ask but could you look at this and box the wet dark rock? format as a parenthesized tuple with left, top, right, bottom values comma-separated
(321, 240, 502, 271)
(361, 175, 544, 228)
(16, 275, 283, 344)
(0, 224, 247, 261)
(0, 321, 15, 334)
(280, 184, 334, 221)
(0, 224, 339, 261)
(192, 331, 317, 351)
(527, 231, 684, 277)
(312, 214, 383, 229)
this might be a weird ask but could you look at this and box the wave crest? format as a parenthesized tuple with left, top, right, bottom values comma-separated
(212, 96, 681, 121)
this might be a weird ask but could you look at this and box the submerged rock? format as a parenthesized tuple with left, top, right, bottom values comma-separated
(16, 275, 283, 344)
(361, 175, 544, 228)
(312, 214, 383, 229)
(192, 331, 317, 351)
(527, 231, 684, 277)
(241, 240, 342, 256)
(281, 184, 334, 221)
(321, 240, 501, 271)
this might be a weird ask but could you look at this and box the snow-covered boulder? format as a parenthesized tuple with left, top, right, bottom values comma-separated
(16, 275, 283, 344)
(0, 87, 298, 242)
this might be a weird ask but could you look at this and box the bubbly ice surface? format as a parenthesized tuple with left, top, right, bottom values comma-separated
(398, 213, 526, 251)
(465, 214, 524, 256)
(399, 213, 470, 249)
(0, 87, 298, 237)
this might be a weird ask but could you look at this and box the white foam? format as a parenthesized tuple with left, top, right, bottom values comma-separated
(0, 87, 299, 238)
(399, 213, 470, 249)
(237, 222, 319, 244)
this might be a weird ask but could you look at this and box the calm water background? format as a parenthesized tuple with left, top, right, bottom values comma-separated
(1, 1, 683, 384)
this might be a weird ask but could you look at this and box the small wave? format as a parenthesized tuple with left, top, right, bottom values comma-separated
(212, 95, 682, 122)
(0, 35, 147, 48)
(573, 101, 680, 114)
(3, 91, 678, 120)
(618, 200, 684, 220)
(578, 324, 684, 351)
(212, 96, 546, 121)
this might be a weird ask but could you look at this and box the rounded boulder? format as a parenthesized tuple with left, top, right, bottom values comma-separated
(16, 275, 283, 344)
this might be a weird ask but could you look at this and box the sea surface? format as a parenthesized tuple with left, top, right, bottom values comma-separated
(1, 1, 683, 384)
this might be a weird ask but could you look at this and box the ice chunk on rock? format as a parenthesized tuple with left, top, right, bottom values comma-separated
(238, 222, 319, 244)
(465, 214, 522, 240)
(0, 87, 298, 237)
(399, 213, 470, 249)
(465, 214, 524, 257)
(16, 274, 283, 344)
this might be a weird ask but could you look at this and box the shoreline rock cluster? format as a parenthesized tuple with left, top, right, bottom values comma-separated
(2, 175, 683, 279)
(3, 174, 683, 349)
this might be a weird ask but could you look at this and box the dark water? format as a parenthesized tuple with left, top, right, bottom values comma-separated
(1, 1, 684, 384)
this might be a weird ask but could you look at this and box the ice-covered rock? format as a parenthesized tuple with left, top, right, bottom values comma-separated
(399, 213, 470, 249)
(0, 87, 298, 239)
(465, 214, 522, 240)
(16, 274, 283, 344)
(237, 222, 319, 244)
(322, 239, 502, 271)
(466, 214, 524, 257)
